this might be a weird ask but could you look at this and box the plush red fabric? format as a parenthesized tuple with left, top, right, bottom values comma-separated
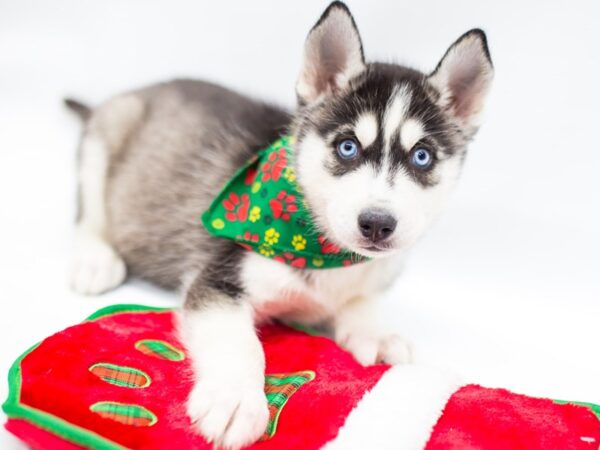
(4, 307, 600, 450)
(6, 308, 388, 450)
(426, 384, 600, 450)
(5, 419, 82, 450)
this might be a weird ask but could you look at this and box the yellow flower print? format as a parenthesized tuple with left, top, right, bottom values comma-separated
(264, 228, 280, 245)
(283, 167, 297, 183)
(292, 234, 307, 251)
(249, 206, 261, 222)
(259, 245, 274, 257)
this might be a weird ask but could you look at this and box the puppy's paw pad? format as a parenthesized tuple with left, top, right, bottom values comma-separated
(188, 380, 268, 449)
(378, 334, 413, 365)
(71, 234, 126, 295)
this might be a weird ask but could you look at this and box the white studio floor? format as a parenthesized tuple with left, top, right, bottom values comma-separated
(1, 1, 599, 448)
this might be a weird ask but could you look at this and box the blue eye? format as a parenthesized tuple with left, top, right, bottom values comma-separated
(337, 139, 359, 159)
(410, 148, 432, 169)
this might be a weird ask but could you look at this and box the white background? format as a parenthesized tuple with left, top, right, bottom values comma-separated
(1, 0, 599, 447)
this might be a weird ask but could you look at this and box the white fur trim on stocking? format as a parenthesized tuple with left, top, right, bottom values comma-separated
(323, 365, 461, 450)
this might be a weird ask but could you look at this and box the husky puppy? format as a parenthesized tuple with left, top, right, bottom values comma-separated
(68, 2, 493, 448)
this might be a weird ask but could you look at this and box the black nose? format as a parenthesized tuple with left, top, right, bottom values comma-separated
(358, 209, 397, 243)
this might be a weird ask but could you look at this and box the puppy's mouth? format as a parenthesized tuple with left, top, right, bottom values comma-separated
(354, 241, 397, 257)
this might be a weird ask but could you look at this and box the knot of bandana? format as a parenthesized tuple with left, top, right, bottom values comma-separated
(201, 136, 369, 269)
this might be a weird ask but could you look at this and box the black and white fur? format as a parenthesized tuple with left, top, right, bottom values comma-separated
(68, 2, 493, 448)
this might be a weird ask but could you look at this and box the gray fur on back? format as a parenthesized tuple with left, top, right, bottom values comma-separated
(102, 79, 290, 289)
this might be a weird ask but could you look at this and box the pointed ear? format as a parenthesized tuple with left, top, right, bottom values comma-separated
(296, 2, 365, 105)
(428, 29, 494, 130)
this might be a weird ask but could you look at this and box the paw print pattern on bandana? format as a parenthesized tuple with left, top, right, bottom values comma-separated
(261, 147, 287, 182)
(274, 252, 307, 269)
(292, 235, 307, 251)
(264, 228, 280, 245)
(223, 192, 250, 222)
(269, 190, 298, 221)
(249, 206, 261, 222)
(201, 137, 369, 269)
(318, 235, 342, 254)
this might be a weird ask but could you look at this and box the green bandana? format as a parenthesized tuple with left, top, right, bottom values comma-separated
(201, 136, 368, 269)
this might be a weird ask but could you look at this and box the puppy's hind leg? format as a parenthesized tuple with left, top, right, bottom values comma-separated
(70, 96, 143, 295)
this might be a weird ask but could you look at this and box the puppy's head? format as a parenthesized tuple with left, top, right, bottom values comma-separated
(292, 2, 493, 258)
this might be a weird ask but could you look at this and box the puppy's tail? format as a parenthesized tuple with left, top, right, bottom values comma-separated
(63, 98, 92, 121)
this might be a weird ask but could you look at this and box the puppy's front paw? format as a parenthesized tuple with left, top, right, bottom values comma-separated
(187, 377, 269, 450)
(338, 332, 412, 366)
(378, 333, 413, 365)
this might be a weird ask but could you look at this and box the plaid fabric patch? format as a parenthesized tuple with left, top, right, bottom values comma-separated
(262, 370, 316, 440)
(89, 363, 151, 388)
(134, 339, 185, 361)
(90, 401, 157, 427)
